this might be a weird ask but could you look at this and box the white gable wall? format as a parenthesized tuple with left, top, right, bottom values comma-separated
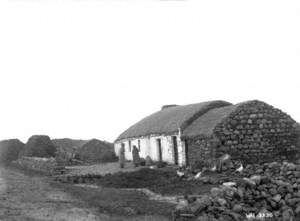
(114, 133, 186, 166)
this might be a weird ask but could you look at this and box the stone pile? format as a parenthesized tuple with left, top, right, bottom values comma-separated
(214, 101, 299, 163)
(174, 161, 300, 221)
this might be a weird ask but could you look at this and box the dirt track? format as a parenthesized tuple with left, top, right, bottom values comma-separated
(0, 167, 170, 221)
(0, 167, 108, 221)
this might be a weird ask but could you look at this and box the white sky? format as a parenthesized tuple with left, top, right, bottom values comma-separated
(0, 0, 300, 143)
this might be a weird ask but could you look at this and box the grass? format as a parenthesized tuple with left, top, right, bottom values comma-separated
(51, 181, 175, 218)
(94, 168, 216, 196)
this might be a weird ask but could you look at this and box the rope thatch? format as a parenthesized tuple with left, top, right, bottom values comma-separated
(182, 105, 239, 138)
(116, 100, 231, 141)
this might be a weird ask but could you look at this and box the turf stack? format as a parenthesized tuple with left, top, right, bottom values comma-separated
(19, 135, 57, 158)
(76, 139, 117, 163)
(52, 138, 88, 164)
(0, 139, 24, 165)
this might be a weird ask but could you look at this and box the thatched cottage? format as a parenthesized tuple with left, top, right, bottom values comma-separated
(114, 100, 300, 166)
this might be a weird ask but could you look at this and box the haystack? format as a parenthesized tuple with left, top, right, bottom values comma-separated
(76, 139, 117, 163)
(19, 135, 57, 158)
(0, 139, 24, 164)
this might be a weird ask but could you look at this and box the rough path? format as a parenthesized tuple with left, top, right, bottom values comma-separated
(0, 167, 107, 221)
(0, 167, 170, 221)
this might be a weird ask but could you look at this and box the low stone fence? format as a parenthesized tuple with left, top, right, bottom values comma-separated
(12, 157, 64, 175)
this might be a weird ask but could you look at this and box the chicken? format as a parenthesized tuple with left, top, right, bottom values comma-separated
(176, 170, 185, 177)
(194, 171, 202, 179)
(236, 164, 244, 173)
(211, 165, 217, 172)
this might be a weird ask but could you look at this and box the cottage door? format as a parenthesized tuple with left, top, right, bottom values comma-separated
(156, 139, 162, 161)
(172, 136, 179, 165)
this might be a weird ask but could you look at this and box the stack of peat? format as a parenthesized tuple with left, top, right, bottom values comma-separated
(175, 161, 300, 221)
(214, 101, 299, 163)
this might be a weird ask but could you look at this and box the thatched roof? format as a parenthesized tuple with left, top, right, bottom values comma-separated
(182, 105, 239, 138)
(116, 100, 232, 141)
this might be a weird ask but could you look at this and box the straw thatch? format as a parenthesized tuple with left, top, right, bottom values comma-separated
(182, 102, 242, 138)
(116, 100, 231, 141)
(19, 135, 57, 158)
(76, 139, 117, 163)
(0, 139, 24, 164)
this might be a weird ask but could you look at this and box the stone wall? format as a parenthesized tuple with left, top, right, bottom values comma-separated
(13, 157, 59, 174)
(186, 136, 217, 167)
(214, 101, 300, 163)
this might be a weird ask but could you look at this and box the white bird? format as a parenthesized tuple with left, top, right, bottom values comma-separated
(222, 182, 237, 187)
(236, 164, 244, 173)
(176, 170, 185, 177)
(211, 165, 217, 172)
(194, 171, 202, 179)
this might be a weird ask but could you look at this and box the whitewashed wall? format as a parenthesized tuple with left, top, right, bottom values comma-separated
(114, 133, 187, 166)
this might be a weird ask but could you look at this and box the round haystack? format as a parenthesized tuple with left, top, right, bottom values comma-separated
(76, 139, 117, 163)
(20, 135, 57, 158)
(0, 139, 24, 164)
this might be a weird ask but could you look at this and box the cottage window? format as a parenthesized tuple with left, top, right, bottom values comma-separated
(138, 140, 141, 152)
(128, 140, 131, 152)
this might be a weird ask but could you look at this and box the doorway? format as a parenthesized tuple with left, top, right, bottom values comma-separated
(172, 136, 179, 165)
(156, 138, 162, 162)
(184, 140, 189, 166)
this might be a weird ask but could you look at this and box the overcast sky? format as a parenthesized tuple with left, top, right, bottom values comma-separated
(0, 0, 299, 143)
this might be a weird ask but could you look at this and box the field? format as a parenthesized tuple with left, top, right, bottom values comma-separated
(0, 165, 174, 221)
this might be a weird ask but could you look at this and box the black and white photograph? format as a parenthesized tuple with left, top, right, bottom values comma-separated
(1, 0, 300, 220)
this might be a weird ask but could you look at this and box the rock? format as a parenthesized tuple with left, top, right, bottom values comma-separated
(260, 176, 272, 184)
(210, 188, 223, 198)
(286, 163, 296, 171)
(222, 186, 236, 199)
(282, 207, 294, 221)
(216, 198, 227, 207)
(242, 178, 256, 187)
(200, 176, 210, 184)
(232, 204, 243, 213)
(250, 175, 262, 185)
(196, 214, 210, 221)
(295, 205, 300, 214)
(145, 155, 154, 166)
(189, 195, 212, 215)
(272, 194, 282, 202)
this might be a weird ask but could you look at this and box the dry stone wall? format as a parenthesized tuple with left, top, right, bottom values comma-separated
(186, 137, 217, 167)
(214, 101, 299, 163)
(13, 157, 60, 175)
